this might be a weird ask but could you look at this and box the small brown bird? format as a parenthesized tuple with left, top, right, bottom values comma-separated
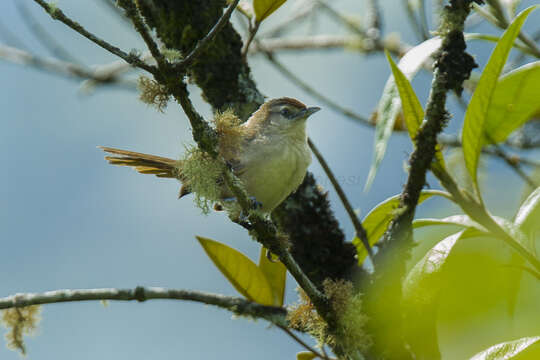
(101, 97, 320, 212)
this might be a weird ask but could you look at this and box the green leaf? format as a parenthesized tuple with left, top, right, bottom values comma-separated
(484, 61, 540, 143)
(365, 38, 442, 191)
(462, 6, 538, 191)
(403, 228, 481, 358)
(413, 215, 485, 231)
(385, 50, 446, 168)
(469, 336, 540, 360)
(258, 246, 287, 306)
(296, 351, 317, 360)
(253, 0, 287, 22)
(385, 50, 424, 140)
(196, 236, 275, 305)
(353, 190, 452, 264)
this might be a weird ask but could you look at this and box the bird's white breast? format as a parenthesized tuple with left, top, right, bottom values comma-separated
(240, 136, 311, 212)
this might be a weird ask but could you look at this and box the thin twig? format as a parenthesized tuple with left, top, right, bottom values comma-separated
(308, 138, 373, 261)
(15, 0, 80, 63)
(0, 287, 288, 325)
(262, 50, 372, 127)
(418, 0, 430, 40)
(32, 0, 157, 74)
(317, 0, 366, 36)
(251, 35, 409, 55)
(177, 0, 241, 69)
(0, 44, 135, 89)
(242, 20, 261, 58)
(278, 325, 330, 360)
(438, 134, 540, 168)
(487, 136, 539, 188)
(260, 1, 319, 38)
(116, 0, 167, 69)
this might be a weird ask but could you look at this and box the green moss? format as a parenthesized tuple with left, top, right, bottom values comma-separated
(181, 146, 222, 214)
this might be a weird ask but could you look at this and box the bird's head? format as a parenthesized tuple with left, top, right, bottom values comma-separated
(244, 97, 320, 139)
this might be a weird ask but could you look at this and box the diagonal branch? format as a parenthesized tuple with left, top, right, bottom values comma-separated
(176, 0, 241, 70)
(0, 287, 288, 325)
(308, 138, 373, 261)
(32, 0, 157, 74)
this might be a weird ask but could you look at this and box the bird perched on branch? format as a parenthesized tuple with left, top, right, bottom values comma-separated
(100, 97, 320, 212)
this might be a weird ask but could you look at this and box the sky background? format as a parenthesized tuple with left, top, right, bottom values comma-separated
(1, 1, 539, 359)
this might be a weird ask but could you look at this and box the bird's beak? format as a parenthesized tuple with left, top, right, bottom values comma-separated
(295, 106, 321, 120)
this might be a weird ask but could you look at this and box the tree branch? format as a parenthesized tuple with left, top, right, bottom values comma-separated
(177, 0, 241, 70)
(32, 0, 158, 74)
(0, 287, 287, 325)
(366, 2, 477, 358)
(308, 138, 373, 261)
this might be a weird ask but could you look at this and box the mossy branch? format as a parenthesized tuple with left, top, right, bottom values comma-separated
(0, 287, 287, 326)
(366, 1, 478, 358)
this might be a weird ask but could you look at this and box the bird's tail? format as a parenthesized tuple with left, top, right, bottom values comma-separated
(99, 146, 180, 179)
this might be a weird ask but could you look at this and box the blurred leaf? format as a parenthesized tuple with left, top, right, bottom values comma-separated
(258, 246, 287, 306)
(484, 62, 540, 144)
(365, 38, 442, 191)
(514, 186, 540, 238)
(469, 336, 540, 360)
(413, 214, 485, 230)
(354, 190, 452, 264)
(465, 33, 534, 56)
(253, 0, 287, 22)
(296, 351, 317, 360)
(508, 186, 540, 313)
(403, 229, 481, 358)
(196, 236, 275, 305)
(462, 6, 537, 192)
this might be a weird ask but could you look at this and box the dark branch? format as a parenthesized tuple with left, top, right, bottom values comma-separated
(32, 0, 157, 74)
(0, 287, 287, 325)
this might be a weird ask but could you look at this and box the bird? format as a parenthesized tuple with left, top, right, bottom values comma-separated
(100, 97, 320, 213)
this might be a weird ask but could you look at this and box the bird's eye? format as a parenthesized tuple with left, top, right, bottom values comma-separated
(280, 108, 291, 117)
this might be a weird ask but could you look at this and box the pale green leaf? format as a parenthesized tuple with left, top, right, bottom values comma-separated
(469, 336, 540, 360)
(515, 186, 540, 231)
(354, 190, 452, 264)
(403, 228, 482, 358)
(462, 6, 537, 191)
(413, 215, 485, 231)
(296, 351, 317, 360)
(258, 246, 286, 306)
(197, 236, 275, 305)
(365, 38, 442, 191)
(484, 62, 540, 143)
(253, 0, 287, 22)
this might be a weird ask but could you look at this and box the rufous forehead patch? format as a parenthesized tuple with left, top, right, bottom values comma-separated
(267, 97, 307, 109)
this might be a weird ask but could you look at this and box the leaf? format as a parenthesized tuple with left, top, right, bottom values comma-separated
(385, 50, 424, 140)
(413, 214, 485, 231)
(462, 6, 538, 191)
(385, 50, 446, 168)
(296, 351, 317, 360)
(253, 0, 287, 22)
(258, 246, 287, 306)
(484, 62, 540, 144)
(196, 236, 275, 305)
(469, 336, 540, 360)
(365, 38, 442, 191)
(353, 189, 452, 264)
(515, 186, 540, 239)
(403, 229, 481, 359)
